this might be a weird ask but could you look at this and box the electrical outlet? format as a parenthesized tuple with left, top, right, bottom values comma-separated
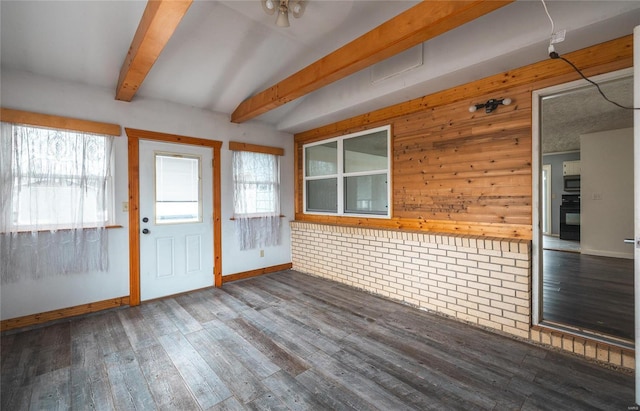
(550, 29, 566, 45)
(592, 193, 603, 201)
(122, 202, 129, 212)
(260, 250, 264, 257)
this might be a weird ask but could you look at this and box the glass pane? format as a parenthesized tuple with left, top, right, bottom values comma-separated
(155, 154, 201, 224)
(15, 179, 107, 227)
(306, 178, 337, 212)
(305, 141, 337, 177)
(566, 212, 580, 226)
(344, 130, 388, 173)
(542, 167, 549, 234)
(344, 174, 388, 215)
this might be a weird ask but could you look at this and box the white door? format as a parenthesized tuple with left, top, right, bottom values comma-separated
(139, 140, 214, 301)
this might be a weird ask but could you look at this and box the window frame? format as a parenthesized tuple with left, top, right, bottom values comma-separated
(303, 125, 391, 219)
(1, 108, 121, 232)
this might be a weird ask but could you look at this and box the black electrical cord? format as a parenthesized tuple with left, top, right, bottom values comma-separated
(549, 51, 639, 110)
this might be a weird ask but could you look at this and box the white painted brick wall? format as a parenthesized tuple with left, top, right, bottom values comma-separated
(291, 221, 531, 338)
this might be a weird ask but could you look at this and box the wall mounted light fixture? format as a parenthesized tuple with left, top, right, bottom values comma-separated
(469, 98, 512, 114)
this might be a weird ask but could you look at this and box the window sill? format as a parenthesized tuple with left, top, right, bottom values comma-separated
(230, 215, 285, 221)
(3, 225, 123, 234)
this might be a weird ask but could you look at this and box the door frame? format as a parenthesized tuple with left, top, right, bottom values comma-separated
(633, 24, 639, 405)
(126, 128, 222, 306)
(531, 67, 633, 327)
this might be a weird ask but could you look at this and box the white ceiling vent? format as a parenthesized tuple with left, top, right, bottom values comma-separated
(370, 44, 423, 84)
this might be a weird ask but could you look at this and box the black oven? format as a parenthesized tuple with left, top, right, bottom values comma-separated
(559, 194, 580, 241)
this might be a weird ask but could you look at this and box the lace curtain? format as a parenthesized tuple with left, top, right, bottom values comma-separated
(0, 122, 114, 284)
(232, 150, 281, 250)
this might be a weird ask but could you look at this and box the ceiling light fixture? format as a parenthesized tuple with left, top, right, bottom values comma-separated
(262, 0, 306, 28)
(469, 98, 512, 114)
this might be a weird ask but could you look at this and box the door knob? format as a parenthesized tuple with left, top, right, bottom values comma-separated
(142, 228, 150, 235)
(142, 217, 149, 223)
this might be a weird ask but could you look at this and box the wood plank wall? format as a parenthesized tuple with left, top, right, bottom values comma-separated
(293, 35, 633, 240)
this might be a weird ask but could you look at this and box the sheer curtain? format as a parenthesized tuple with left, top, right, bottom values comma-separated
(232, 150, 281, 250)
(0, 122, 114, 284)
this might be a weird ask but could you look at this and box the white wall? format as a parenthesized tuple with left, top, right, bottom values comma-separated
(0, 69, 294, 320)
(580, 127, 634, 259)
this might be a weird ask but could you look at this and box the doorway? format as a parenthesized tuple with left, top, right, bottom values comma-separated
(138, 141, 214, 300)
(533, 69, 634, 343)
(126, 128, 222, 306)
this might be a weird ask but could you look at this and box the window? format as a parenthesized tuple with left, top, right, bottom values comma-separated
(233, 151, 280, 217)
(155, 153, 201, 224)
(2, 123, 115, 230)
(231, 146, 282, 250)
(303, 125, 390, 217)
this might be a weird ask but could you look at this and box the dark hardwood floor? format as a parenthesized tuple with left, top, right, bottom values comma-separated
(543, 250, 634, 341)
(2, 270, 635, 410)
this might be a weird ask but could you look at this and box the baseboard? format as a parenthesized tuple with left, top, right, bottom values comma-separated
(222, 263, 292, 284)
(580, 248, 634, 260)
(1, 264, 293, 332)
(1, 296, 130, 332)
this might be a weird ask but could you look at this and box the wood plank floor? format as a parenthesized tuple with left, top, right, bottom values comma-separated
(543, 250, 634, 340)
(1, 270, 635, 410)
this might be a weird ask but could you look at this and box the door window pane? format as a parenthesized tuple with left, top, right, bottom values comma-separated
(155, 154, 201, 224)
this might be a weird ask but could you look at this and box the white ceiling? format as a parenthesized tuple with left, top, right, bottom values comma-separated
(542, 75, 634, 153)
(1, 1, 639, 134)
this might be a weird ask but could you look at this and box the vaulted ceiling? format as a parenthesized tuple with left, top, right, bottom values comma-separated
(1, 1, 639, 134)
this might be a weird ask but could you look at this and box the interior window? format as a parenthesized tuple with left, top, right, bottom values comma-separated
(303, 125, 390, 218)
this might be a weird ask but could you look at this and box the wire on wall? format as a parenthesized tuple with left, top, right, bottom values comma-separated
(539, 0, 638, 111)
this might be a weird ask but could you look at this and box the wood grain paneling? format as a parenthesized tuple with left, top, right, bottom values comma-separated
(293, 35, 633, 240)
(2, 272, 633, 408)
(392, 88, 532, 226)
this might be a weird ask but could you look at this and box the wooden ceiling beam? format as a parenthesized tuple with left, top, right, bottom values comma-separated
(115, 0, 193, 102)
(231, 0, 514, 124)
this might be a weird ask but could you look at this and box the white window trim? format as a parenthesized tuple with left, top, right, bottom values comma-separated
(303, 125, 391, 219)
